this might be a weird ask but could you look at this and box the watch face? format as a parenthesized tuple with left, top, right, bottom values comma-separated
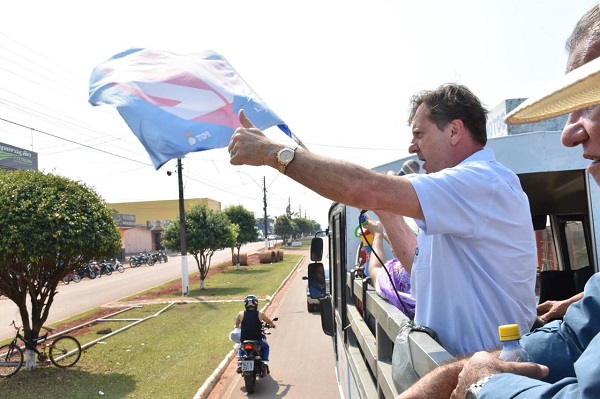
(279, 149, 294, 162)
(465, 389, 478, 399)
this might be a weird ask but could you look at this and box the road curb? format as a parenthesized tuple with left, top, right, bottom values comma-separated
(192, 251, 307, 399)
(192, 348, 237, 399)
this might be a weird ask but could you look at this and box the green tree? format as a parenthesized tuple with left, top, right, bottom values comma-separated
(310, 220, 322, 235)
(0, 170, 121, 371)
(163, 205, 236, 289)
(295, 217, 314, 237)
(274, 214, 297, 245)
(224, 205, 258, 266)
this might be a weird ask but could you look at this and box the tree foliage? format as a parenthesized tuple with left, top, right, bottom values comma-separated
(274, 214, 297, 244)
(295, 217, 316, 236)
(0, 170, 121, 370)
(224, 205, 258, 264)
(163, 205, 236, 289)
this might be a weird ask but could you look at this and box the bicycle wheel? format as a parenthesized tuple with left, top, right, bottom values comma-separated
(0, 344, 23, 377)
(49, 336, 81, 368)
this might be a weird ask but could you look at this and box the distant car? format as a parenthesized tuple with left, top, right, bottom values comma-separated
(305, 236, 330, 312)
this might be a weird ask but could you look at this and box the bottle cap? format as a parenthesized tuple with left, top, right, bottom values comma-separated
(498, 324, 521, 341)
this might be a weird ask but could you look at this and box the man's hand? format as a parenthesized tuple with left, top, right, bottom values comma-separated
(450, 352, 549, 399)
(228, 109, 278, 167)
(537, 300, 569, 322)
(537, 292, 583, 322)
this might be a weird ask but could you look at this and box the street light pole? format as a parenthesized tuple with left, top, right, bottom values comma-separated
(263, 176, 268, 250)
(237, 171, 270, 250)
(177, 158, 189, 296)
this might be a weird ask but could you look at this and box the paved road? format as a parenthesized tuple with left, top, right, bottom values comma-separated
(207, 252, 341, 399)
(0, 242, 265, 341)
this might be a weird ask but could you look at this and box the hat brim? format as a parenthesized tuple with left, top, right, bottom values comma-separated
(505, 55, 600, 125)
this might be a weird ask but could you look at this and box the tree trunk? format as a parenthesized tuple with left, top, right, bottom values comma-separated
(24, 348, 37, 371)
(200, 279, 205, 290)
(233, 247, 241, 270)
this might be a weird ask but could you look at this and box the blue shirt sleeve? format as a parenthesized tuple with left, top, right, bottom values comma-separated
(479, 275, 600, 398)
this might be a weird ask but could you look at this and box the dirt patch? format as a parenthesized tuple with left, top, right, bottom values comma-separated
(53, 307, 126, 338)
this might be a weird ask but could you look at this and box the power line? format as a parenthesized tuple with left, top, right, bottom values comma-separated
(0, 116, 151, 167)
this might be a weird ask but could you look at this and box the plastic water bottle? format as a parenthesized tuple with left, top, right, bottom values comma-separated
(498, 324, 531, 362)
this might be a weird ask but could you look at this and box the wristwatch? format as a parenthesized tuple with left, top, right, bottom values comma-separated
(277, 146, 297, 174)
(465, 375, 493, 399)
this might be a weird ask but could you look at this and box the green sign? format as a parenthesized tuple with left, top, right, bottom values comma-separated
(0, 142, 38, 170)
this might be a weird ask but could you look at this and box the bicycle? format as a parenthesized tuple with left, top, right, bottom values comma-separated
(0, 321, 82, 377)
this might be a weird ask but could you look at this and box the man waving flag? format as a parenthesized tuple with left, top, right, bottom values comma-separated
(89, 48, 300, 169)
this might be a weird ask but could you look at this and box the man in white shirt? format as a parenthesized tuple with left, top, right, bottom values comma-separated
(228, 83, 537, 356)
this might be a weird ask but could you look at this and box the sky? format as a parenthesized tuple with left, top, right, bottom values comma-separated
(0, 0, 598, 229)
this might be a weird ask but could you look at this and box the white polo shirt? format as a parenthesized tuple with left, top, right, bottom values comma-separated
(406, 148, 537, 356)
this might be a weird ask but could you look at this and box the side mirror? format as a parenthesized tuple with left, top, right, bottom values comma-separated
(310, 237, 324, 262)
(319, 296, 334, 336)
(307, 263, 326, 299)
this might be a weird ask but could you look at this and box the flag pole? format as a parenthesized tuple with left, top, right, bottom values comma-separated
(177, 158, 189, 296)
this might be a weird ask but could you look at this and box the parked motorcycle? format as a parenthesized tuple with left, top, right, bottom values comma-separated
(89, 261, 102, 277)
(236, 317, 278, 394)
(129, 251, 155, 268)
(77, 263, 97, 279)
(62, 270, 81, 285)
(149, 251, 160, 264)
(157, 249, 168, 263)
(97, 260, 113, 277)
(109, 258, 125, 273)
(149, 249, 168, 264)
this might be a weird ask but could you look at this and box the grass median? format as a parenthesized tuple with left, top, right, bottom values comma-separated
(0, 251, 304, 399)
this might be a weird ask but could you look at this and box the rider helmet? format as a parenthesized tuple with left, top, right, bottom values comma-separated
(244, 294, 258, 309)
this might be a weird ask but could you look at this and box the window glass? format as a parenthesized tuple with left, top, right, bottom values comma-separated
(537, 220, 558, 272)
(564, 221, 589, 271)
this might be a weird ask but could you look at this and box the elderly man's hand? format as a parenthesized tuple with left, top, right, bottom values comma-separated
(228, 109, 278, 167)
(450, 351, 549, 399)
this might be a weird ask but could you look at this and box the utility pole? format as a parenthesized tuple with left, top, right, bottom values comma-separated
(177, 158, 189, 296)
(263, 176, 268, 249)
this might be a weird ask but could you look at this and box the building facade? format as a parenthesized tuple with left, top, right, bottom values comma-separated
(109, 198, 221, 256)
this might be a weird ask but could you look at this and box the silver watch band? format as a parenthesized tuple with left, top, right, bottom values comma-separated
(465, 375, 494, 399)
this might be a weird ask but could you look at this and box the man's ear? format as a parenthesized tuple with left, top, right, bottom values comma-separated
(448, 119, 464, 145)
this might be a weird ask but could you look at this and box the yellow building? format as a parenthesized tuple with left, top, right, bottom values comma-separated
(109, 198, 220, 224)
(108, 198, 221, 256)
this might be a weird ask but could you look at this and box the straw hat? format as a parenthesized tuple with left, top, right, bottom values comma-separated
(505, 55, 600, 125)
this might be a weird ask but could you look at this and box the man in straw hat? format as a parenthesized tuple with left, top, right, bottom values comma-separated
(397, 4, 600, 399)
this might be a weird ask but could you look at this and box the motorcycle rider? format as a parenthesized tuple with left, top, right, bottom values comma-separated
(235, 295, 276, 367)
